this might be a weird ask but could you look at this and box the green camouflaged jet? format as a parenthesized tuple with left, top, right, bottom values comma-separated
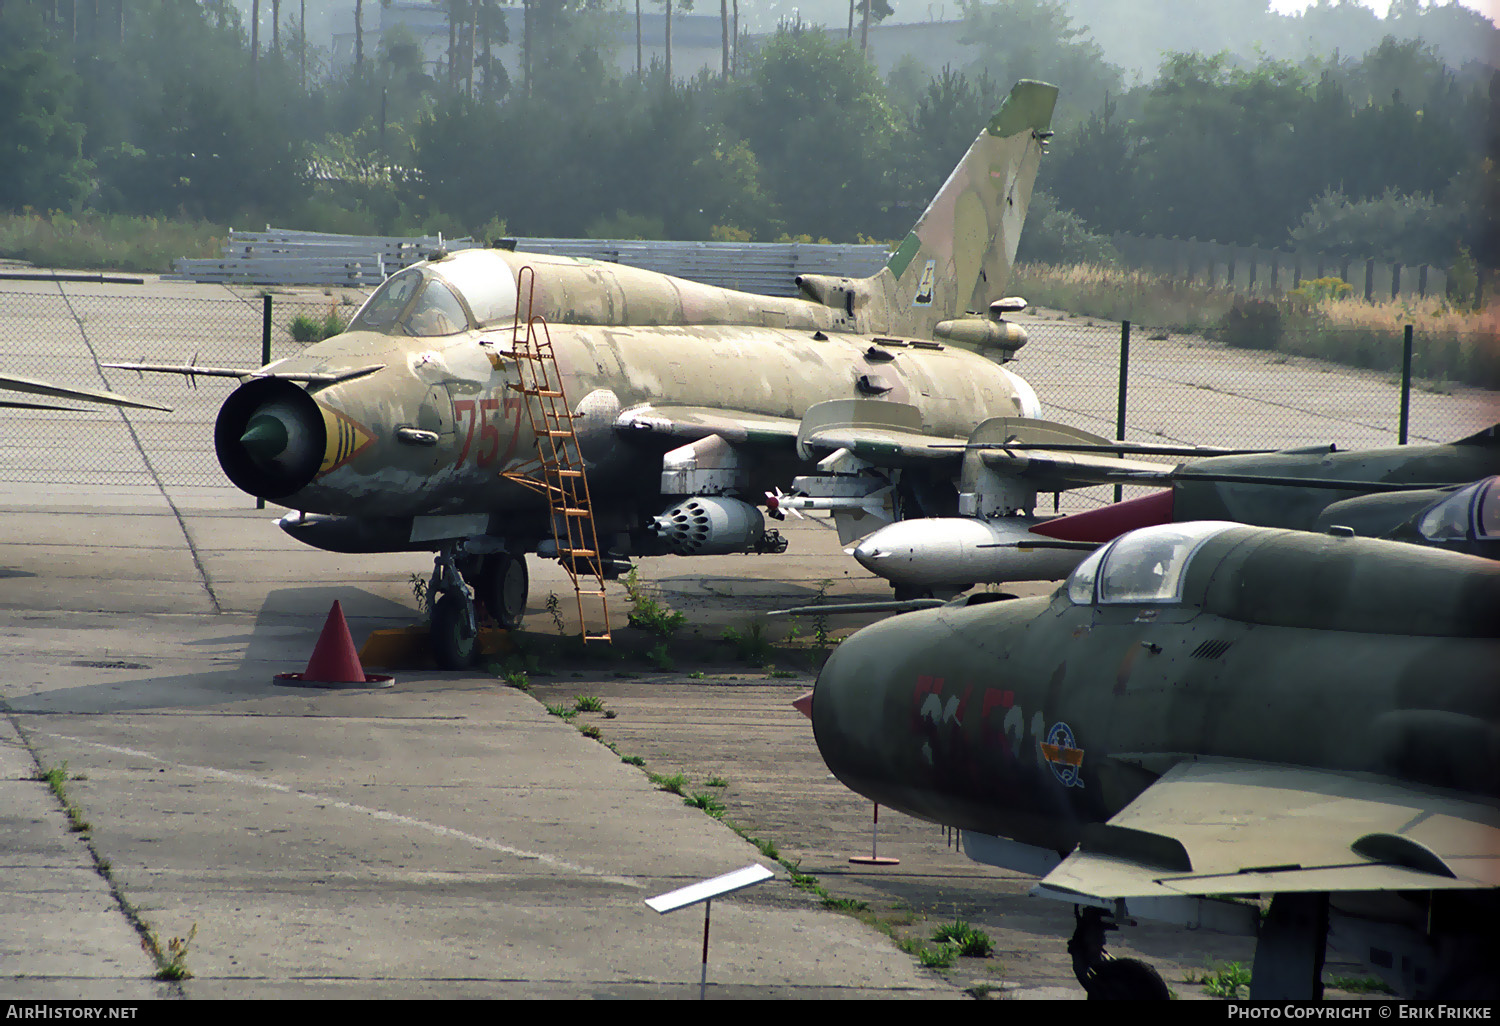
(811, 520, 1499, 1000)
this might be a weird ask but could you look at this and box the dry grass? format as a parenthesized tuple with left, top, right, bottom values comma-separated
(1014, 261, 1499, 388)
(1284, 297, 1499, 388)
(1012, 262, 1238, 332)
(0, 211, 223, 274)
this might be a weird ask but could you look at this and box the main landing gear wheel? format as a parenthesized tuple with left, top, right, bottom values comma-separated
(475, 553, 528, 630)
(430, 592, 478, 670)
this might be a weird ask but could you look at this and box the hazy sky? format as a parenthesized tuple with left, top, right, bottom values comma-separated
(1268, 0, 1497, 22)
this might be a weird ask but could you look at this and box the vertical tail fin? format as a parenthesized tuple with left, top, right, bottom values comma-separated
(874, 80, 1057, 338)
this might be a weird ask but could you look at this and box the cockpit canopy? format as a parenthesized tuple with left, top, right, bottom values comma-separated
(1066, 521, 1239, 605)
(348, 250, 518, 337)
(1416, 476, 1500, 543)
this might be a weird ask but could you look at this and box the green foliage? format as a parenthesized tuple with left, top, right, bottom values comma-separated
(750, 836, 779, 861)
(289, 309, 348, 344)
(142, 923, 197, 982)
(0, 20, 93, 213)
(1327, 975, 1395, 995)
(1289, 277, 1354, 304)
(586, 211, 666, 241)
(621, 754, 646, 766)
(649, 772, 688, 795)
(573, 695, 606, 713)
(705, 776, 728, 788)
(721, 620, 773, 666)
(957, 0, 1123, 120)
(684, 792, 726, 818)
(0, 211, 221, 273)
(1289, 188, 1461, 267)
(579, 724, 603, 740)
(4, 0, 1486, 282)
(1448, 246, 1480, 309)
(931, 920, 994, 957)
(782, 859, 821, 893)
(917, 943, 958, 969)
(1197, 961, 1252, 999)
(624, 569, 686, 638)
(36, 761, 90, 833)
(1016, 190, 1120, 268)
(645, 642, 675, 672)
(822, 896, 870, 913)
(544, 702, 578, 721)
(728, 24, 903, 241)
(811, 579, 834, 650)
(1215, 297, 1284, 350)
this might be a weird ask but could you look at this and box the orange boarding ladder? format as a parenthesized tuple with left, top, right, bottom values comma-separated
(499, 266, 612, 643)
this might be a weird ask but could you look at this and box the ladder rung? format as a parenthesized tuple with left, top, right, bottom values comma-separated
(543, 429, 574, 437)
(560, 549, 596, 557)
(556, 470, 584, 477)
(561, 507, 591, 516)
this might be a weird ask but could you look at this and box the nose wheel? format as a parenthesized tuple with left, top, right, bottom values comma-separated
(428, 547, 479, 670)
(427, 548, 530, 669)
(1068, 905, 1170, 1001)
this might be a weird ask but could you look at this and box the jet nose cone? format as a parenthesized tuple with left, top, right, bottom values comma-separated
(240, 413, 290, 462)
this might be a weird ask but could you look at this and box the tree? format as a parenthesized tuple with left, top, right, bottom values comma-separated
(1044, 91, 1132, 235)
(0, 9, 93, 212)
(656, 0, 693, 83)
(727, 25, 902, 240)
(956, 0, 1123, 118)
(1288, 188, 1460, 266)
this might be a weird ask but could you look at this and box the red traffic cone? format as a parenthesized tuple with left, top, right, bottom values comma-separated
(791, 689, 814, 720)
(274, 601, 394, 688)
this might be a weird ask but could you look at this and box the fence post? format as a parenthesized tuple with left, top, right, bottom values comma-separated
(1115, 320, 1131, 503)
(1398, 324, 1413, 445)
(258, 295, 272, 510)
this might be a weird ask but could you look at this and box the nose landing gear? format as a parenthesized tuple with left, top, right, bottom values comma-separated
(426, 546, 530, 669)
(1068, 905, 1170, 1001)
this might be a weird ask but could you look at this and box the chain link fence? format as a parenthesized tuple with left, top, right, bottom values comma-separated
(1008, 318, 1496, 514)
(1, 288, 365, 486)
(2, 286, 1492, 505)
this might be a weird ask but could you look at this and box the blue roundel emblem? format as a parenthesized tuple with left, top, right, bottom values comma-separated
(1042, 721, 1085, 789)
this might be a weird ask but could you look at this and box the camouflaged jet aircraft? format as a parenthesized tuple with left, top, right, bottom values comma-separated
(810, 521, 1500, 1000)
(847, 424, 1500, 597)
(107, 80, 1178, 666)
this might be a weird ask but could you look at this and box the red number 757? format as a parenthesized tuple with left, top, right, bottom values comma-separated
(454, 398, 502, 466)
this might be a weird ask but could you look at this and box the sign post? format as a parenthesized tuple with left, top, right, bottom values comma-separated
(645, 863, 775, 1000)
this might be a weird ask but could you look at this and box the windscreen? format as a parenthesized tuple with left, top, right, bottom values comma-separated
(349, 268, 424, 332)
(1095, 522, 1235, 604)
(348, 270, 470, 336)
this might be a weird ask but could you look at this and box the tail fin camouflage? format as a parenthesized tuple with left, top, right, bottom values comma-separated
(798, 80, 1057, 341)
